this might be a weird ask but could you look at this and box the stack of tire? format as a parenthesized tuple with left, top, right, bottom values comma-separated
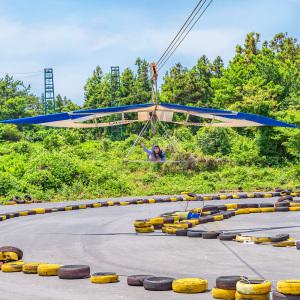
(0, 246, 23, 272)
(212, 276, 245, 300)
(274, 280, 300, 299)
(236, 279, 271, 299)
(134, 220, 154, 233)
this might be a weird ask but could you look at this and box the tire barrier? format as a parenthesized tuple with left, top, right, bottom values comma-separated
(236, 279, 271, 300)
(1, 261, 24, 272)
(3, 189, 299, 206)
(172, 278, 208, 293)
(58, 265, 90, 280)
(143, 277, 174, 291)
(212, 288, 236, 299)
(90, 272, 119, 284)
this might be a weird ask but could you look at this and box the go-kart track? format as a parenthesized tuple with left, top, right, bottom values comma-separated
(0, 195, 300, 300)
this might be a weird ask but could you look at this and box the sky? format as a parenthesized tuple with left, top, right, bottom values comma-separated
(0, 0, 299, 105)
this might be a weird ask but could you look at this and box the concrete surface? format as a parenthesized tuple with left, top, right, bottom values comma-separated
(0, 197, 299, 300)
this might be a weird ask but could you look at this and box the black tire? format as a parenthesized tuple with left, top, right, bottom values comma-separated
(187, 230, 203, 238)
(202, 205, 218, 212)
(272, 192, 281, 197)
(275, 207, 289, 212)
(176, 229, 188, 236)
(212, 195, 220, 200)
(0, 246, 23, 259)
(217, 205, 227, 211)
(28, 210, 36, 215)
(247, 203, 259, 208)
(219, 233, 237, 241)
(272, 291, 300, 300)
(259, 203, 274, 208)
(58, 265, 90, 279)
(270, 234, 289, 243)
(239, 194, 248, 199)
(275, 201, 290, 207)
(216, 276, 246, 290)
(143, 277, 174, 291)
(237, 203, 248, 209)
(127, 275, 154, 286)
(202, 231, 220, 239)
(254, 193, 264, 198)
(198, 217, 208, 224)
(296, 241, 300, 250)
(44, 208, 53, 214)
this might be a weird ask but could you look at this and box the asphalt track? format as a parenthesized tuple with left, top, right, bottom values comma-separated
(0, 196, 299, 300)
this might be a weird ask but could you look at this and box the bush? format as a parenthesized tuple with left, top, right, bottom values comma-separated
(0, 125, 22, 141)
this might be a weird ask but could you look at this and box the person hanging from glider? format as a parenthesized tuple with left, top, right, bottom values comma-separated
(141, 143, 165, 163)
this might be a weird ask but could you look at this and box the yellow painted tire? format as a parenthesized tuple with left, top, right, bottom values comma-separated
(203, 196, 213, 201)
(37, 264, 61, 276)
(2, 252, 19, 261)
(247, 193, 255, 198)
(165, 223, 189, 229)
(235, 235, 253, 243)
(220, 195, 228, 200)
(233, 194, 240, 199)
(166, 227, 177, 234)
(149, 217, 164, 225)
(260, 207, 275, 213)
(253, 237, 271, 244)
(235, 291, 270, 299)
(64, 206, 72, 211)
(19, 211, 29, 216)
(6, 201, 17, 205)
(236, 280, 271, 295)
(213, 215, 224, 221)
(135, 226, 154, 233)
(192, 208, 203, 213)
(90, 273, 119, 284)
(291, 192, 299, 197)
(2, 261, 25, 272)
(92, 203, 102, 208)
(226, 203, 238, 210)
(170, 197, 178, 202)
(148, 199, 156, 204)
(172, 278, 208, 293)
(272, 238, 295, 247)
(174, 212, 189, 219)
(23, 262, 44, 274)
(79, 204, 87, 209)
(249, 208, 261, 213)
(289, 207, 300, 212)
(188, 219, 199, 226)
(235, 209, 250, 215)
(277, 280, 300, 295)
(34, 208, 45, 214)
(136, 200, 144, 205)
(263, 193, 273, 198)
(134, 220, 152, 227)
(212, 288, 236, 300)
(289, 203, 300, 207)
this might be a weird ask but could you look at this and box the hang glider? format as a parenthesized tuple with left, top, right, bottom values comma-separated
(0, 103, 298, 129)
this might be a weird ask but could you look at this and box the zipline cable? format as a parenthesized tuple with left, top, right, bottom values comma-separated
(157, 0, 213, 71)
(156, 0, 205, 66)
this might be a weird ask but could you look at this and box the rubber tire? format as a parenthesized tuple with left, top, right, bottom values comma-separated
(273, 291, 300, 300)
(216, 276, 246, 290)
(275, 207, 289, 212)
(296, 241, 300, 250)
(187, 230, 203, 238)
(176, 229, 188, 236)
(143, 277, 175, 291)
(237, 204, 248, 209)
(259, 203, 274, 208)
(247, 203, 259, 208)
(0, 246, 23, 259)
(271, 234, 290, 243)
(58, 265, 90, 279)
(219, 233, 237, 241)
(127, 275, 154, 286)
(275, 201, 290, 207)
(202, 205, 219, 212)
(202, 231, 220, 239)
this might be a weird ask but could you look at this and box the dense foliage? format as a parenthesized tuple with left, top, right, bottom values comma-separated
(0, 33, 299, 202)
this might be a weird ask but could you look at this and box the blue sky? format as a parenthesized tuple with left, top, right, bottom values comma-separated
(0, 0, 299, 105)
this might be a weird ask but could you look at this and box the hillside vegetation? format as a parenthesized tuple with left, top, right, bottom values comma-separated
(0, 33, 299, 203)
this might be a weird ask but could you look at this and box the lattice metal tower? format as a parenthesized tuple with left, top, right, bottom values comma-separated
(44, 68, 55, 114)
(110, 66, 123, 139)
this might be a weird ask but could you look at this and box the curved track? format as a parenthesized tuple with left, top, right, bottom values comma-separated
(0, 197, 299, 300)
